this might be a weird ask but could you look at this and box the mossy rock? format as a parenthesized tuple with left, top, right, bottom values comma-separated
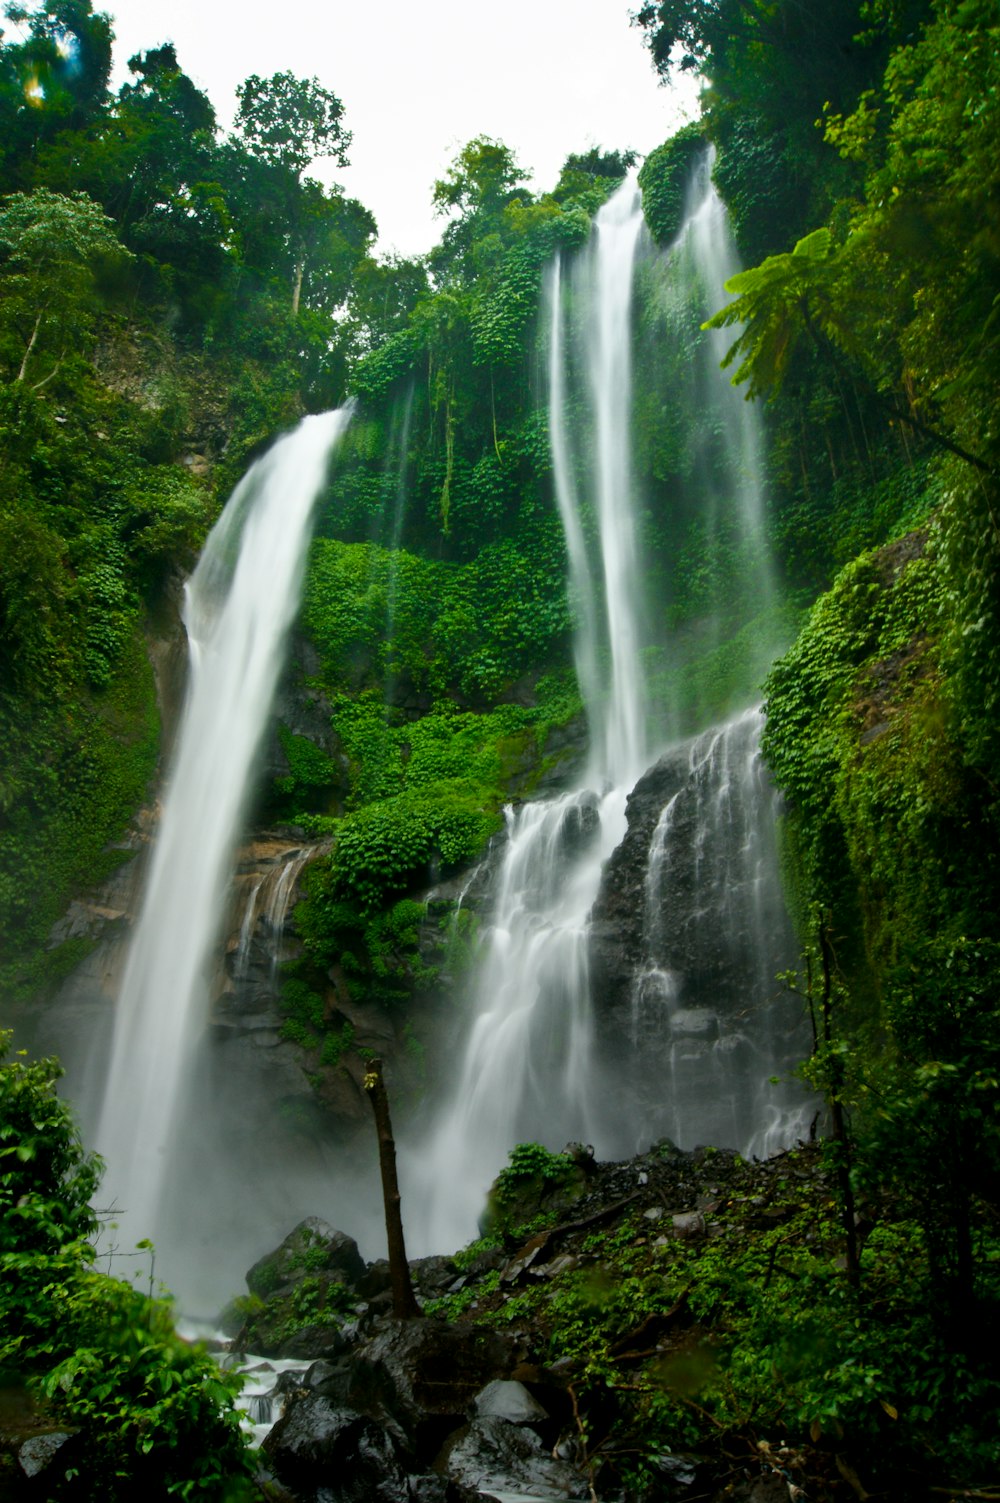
(245, 1217, 365, 1300)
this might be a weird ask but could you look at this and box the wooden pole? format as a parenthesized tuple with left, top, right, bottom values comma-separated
(364, 1058, 421, 1320)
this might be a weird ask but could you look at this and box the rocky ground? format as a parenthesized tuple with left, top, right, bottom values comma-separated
(222, 1137, 887, 1503)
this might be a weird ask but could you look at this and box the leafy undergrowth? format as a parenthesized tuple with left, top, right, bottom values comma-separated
(425, 1140, 1000, 1502)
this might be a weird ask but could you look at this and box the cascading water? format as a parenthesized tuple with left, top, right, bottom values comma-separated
(410, 179, 651, 1253)
(232, 845, 315, 988)
(95, 409, 349, 1281)
(676, 149, 774, 628)
(550, 177, 649, 786)
(409, 166, 809, 1253)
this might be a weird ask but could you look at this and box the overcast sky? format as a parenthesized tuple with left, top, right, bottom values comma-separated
(100, 0, 700, 257)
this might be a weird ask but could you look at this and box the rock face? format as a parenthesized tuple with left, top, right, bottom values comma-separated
(589, 747, 690, 1015)
(589, 714, 810, 1158)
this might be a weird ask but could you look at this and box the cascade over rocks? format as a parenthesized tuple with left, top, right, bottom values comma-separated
(588, 712, 809, 1159)
(589, 745, 691, 1023)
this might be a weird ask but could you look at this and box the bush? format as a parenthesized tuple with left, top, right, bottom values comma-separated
(0, 1033, 252, 1499)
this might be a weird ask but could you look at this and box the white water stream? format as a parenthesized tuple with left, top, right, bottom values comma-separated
(95, 409, 349, 1267)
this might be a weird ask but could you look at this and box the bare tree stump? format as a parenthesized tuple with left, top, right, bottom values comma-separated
(364, 1058, 421, 1320)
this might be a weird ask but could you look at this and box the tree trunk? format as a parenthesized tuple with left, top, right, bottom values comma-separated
(364, 1058, 421, 1319)
(17, 310, 43, 383)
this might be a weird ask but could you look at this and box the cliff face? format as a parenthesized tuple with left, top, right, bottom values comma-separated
(589, 715, 811, 1158)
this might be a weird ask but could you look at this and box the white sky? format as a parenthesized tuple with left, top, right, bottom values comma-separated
(100, 0, 699, 257)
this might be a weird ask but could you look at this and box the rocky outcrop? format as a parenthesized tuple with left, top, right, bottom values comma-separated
(588, 714, 810, 1157)
(589, 745, 691, 1037)
(231, 1140, 839, 1503)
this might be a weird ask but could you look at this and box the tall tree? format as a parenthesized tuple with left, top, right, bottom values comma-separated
(232, 70, 356, 315)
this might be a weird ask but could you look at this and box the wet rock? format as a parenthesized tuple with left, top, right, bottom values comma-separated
(472, 1379, 550, 1426)
(280, 1323, 353, 1362)
(670, 1211, 706, 1238)
(559, 793, 600, 858)
(500, 1233, 552, 1285)
(460, 1245, 506, 1279)
(346, 1319, 519, 1459)
(275, 1358, 350, 1400)
(441, 1414, 589, 1500)
(358, 1258, 393, 1301)
(247, 1218, 365, 1299)
(589, 716, 810, 1156)
(532, 1253, 579, 1280)
(262, 1393, 410, 1501)
(409, 1255, 459, 1298)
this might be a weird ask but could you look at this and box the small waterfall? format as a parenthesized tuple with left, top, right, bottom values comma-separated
(384, 384, 414, 659)
(95, 409, 349, 1270)
(231, 844, 315, 988)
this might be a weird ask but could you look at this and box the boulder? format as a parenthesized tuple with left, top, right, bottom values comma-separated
(440, 1414, 589, 1500)
(262, 1390, 494, 1503)
(246, 1218, 366, 1299)
(262, 1394, 410, 1501)
(345, 1319, 520, 1460)
(472, 1379, 550, 1426)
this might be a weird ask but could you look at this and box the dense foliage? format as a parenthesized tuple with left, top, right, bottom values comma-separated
(0, 1034, 251, 1497)
(436, 1136, 1000, 1500)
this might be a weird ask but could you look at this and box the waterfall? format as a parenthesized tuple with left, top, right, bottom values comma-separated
(408, 169, 808, 1253)
(550, 176, 649, 786)
(409, 180, 650, 1252)
(231, 844, 315, 988)
(95, 409, 349, 1270)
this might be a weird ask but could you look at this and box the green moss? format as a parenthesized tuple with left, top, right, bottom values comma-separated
(762, 526, 998, 985)
(0, 620, 159, 997)
(638, 124, 707, 245)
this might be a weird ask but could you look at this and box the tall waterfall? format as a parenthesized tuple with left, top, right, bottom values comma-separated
(550, 177, 648, 786)
(409, 169, 807, 1253)
(410, 180, 651, 1252)
(96, 410, 349, 1268)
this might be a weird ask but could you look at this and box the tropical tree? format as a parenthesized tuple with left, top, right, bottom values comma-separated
(0, 186, 127, 384)
(231, 70, 359, 317)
